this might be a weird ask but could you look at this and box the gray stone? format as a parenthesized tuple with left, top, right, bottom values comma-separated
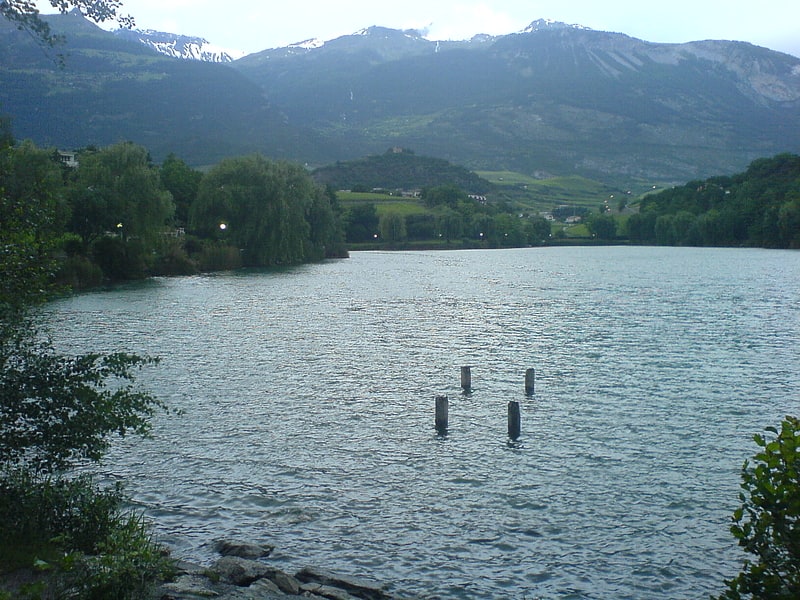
(294, 567, 390, 600)
(160, 573, 221, 598)
(214, 539, 274, 559)
(271, 571, 301, 595)
(215, 583, 288, 600)
(299, 583, 357, 600)
(172, 560, 209, 576)
(212, 556, 278, 587)
(248, 578, 284, 596)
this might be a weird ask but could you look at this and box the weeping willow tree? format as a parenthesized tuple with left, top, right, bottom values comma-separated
(190, 154, 346, 266)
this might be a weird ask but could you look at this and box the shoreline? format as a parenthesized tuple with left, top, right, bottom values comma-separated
(159, 539, 408, 600)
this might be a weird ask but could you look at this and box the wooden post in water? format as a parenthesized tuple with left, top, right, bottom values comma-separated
(460, 366, 472, 392)
(508, 401, 521, 440)
(525, 368, 535, 396)
(435, 395, 449, 434)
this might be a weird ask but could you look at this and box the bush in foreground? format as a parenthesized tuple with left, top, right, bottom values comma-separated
(717, 415, 800, 599)
(0, 473, 172, 599)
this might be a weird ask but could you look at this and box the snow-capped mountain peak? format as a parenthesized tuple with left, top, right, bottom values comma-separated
(288, 38, 325, 50)
(522, 18, 592, 34)
(114, 29, 245, 62)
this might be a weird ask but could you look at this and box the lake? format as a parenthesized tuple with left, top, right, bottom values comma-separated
(45, 246, 800, 599)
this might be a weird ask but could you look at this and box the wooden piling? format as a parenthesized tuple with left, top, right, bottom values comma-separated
(508, 401, 521, 440)
(460, 366, 472, 391)
(525, 368, 535, 395)
(435, 395, 449, 434)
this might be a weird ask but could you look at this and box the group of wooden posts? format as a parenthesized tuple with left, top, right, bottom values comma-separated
(435, 366, 535, 440)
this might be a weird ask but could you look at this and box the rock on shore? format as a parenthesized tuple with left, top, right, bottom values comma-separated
(157, 540, 403, 600)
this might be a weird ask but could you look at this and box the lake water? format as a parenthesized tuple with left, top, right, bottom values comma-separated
(45, 246, 800, 599)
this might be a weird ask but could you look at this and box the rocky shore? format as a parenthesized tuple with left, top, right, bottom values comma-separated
(158, 540, 410, 600)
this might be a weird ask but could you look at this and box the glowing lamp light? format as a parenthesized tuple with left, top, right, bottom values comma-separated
(219, 223, 227, 231)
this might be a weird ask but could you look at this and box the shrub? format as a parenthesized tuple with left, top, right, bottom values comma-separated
(0, 472, 123, 553)
(0, 472, 173, 600)
(717, 416, 800, 599)
(55, 513, 172, 600)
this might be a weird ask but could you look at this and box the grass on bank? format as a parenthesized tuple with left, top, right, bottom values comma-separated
(0, 473, 173, 600)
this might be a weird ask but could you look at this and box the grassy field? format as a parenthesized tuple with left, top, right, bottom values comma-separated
(477, 171, 624, 212)
(334, 173, 650, 229)
(336, 191, 429, 217)
(478, 170, 670, 214)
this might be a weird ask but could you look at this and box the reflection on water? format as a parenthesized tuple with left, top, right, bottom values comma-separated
(46, 247, 800, 599)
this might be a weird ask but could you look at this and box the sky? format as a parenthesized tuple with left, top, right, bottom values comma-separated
(37, 0, 800, 58)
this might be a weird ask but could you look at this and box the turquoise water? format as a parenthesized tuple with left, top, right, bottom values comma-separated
(46, 246, 800, 598)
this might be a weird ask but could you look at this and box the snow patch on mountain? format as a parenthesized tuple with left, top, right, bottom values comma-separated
(115, 29, 245, 62)
(522, 19, 591, 33)
(289, 38, 325, 50)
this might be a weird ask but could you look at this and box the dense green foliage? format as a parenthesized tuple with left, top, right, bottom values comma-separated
(718, 416, 800, 599)
(190, 154, 347, 266)
(160, 153, 202, 227)
(0, 342, 163, 475)
(0, 141, 63, 312)
(0, 130, 171, 598)
(627, 154, 800, 248)
(0, 137, 348, 286)
(0, 473, 171, 599)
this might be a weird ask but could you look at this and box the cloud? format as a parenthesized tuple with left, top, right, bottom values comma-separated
(421, 3, 526, 40)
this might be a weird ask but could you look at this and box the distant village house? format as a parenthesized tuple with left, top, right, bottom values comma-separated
(57, 150, 79, 168)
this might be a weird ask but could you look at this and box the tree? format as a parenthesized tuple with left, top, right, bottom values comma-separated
(1, 141, 166, 476)
(717, 416, 800, 599)
(492, 212, 524, 246)
(344, 203, 379, 243)
(626, 211, 657, 244)
(586, 213, 617, 240)
(405, 213, 437, 241)
(0, 133, 64, 315)
(1, 0, 133, 48)
(422, 184, 467, 208)
(436, 207, 463, 242)
(0, 130, 169, 596)
(191, 155, 334, 266)
(654, 214, 676, 245)
(305, 185, 348, 260)
(0, 345, 164, 475)
(379, 211, 407, 243)
(159, 153, 202, 227)
(525, 216, 552, 246)
(69, 143, 174, 243)
(777, 199, 800, 249)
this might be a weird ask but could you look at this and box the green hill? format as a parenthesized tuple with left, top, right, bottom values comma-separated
(312, 149, 493, 194)
(629, 153, 800, 248)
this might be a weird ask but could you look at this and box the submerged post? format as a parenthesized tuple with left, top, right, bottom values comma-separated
(460, 366, 472, 392)
(525, 368, 535, 396)
(435, 395, 449, 434)
(508, 401, 521, 440)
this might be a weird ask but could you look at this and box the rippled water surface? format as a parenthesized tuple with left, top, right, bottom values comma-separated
(46, 247, 800, 598)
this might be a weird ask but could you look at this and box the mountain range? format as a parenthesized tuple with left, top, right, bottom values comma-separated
(113, 28, 243, 62)
(1, 12, 799, 188)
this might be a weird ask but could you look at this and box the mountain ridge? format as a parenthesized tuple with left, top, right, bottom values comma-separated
(1, 13, 798, 186)
(118, 19, 592, 63)
(113, 28, 244, 62)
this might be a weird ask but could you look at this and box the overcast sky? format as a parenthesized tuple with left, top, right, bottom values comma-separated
(38, 0, 800, 58)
